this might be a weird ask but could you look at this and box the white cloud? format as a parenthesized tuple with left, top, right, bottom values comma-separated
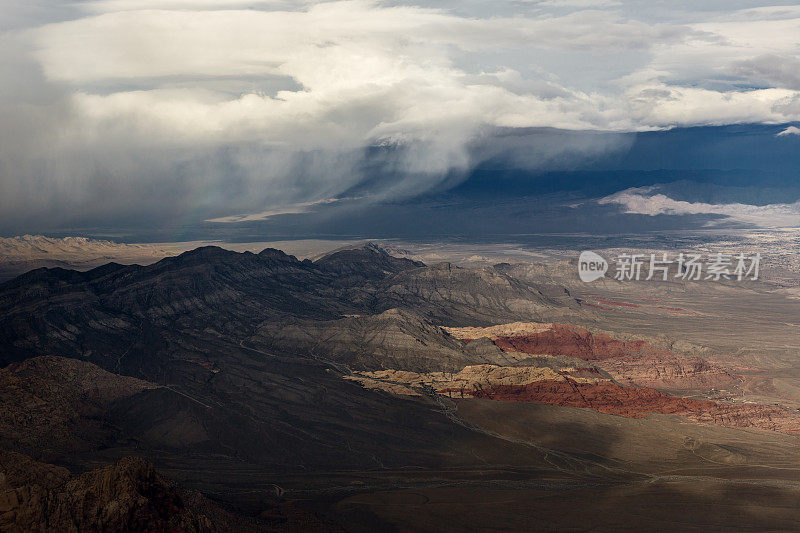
(79, 0, 298, 13)
(28, 1, 799, 154)
(32, 4, 699, 83)
(777, 126, 800, 136)
(206, 197, 342, 222)
(599, 187, 800, 228)
(532, 0, 622, 7)
(627, 86, 799, 127)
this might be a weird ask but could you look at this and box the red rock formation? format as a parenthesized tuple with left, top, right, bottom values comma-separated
(467, 380, 800, 434)
(491, 324, 651, 360)
(488, 324, 734, 390)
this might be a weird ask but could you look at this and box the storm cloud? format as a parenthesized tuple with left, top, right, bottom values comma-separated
(1, 0, 800, 233)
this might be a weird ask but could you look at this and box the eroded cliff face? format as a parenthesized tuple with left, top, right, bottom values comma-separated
(445, 322, 736, 390)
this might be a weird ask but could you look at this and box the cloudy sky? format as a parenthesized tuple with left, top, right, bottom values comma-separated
(1, 0, 799, 238)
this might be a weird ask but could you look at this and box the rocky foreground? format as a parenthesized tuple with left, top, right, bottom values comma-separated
(0, 450, 301, 532)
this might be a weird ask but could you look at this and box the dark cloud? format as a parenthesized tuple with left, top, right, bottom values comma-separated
(733, 54, 800, 90)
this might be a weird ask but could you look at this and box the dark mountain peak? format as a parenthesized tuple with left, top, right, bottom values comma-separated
(2, 266, 86, 288)
(315, 243, 424, 280)
(316, 241, 423, 266)
(362, 242, 392, 254)
(157, 246, 303, 270)
(151, 245, 248, 270)
(84, 262, 128, 279)
(317, 242, 386, 260)
(258, 247, 300, 263)
(175, 245, 237, 260)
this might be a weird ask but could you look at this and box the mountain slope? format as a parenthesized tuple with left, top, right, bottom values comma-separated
(377, 261, 582, 325)
(253, 308, 516, 372)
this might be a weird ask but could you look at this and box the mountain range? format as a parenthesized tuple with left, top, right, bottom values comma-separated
(2, 243, 800, 531)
